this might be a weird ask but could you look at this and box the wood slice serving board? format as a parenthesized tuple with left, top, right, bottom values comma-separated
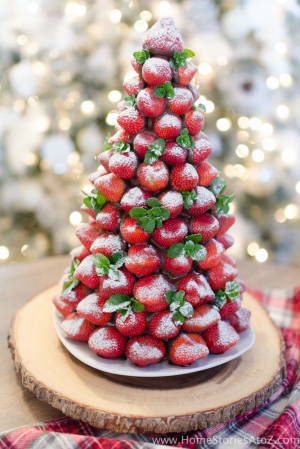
(8, 285, 286, 434)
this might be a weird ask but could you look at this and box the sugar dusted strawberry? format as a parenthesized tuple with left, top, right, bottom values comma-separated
(178, 60, 198, 86)
(149, 310, 181, 339)
(109, 151, 137, 179)
(208, 261, 238, 291)
(133, 132, 156, 159)
(96, 204, 119, 231)
(157, 190, 184, 218)
(153, 218, 188, 248)
(188, 137, 212, 165)
(222, 253, 237, 267)
(98, 150, 113, 172)
(89, 326, 127, 358)
(171, 163, 198, 191)
(178, 273, 215, 306)
(75, 222, 102, 251)
(216, 213, 236, 237)
(121, 187, 152, 212)
(236, 278, 246, 294)
(117, 101, 127, 113)
(191, 213, 219, 241)
(197, 161, 219, 187)
(161, 141, 187, 165)
(219, 296, 241, 319)
(168, 87, 193, 115)
(187, 186, 216, 215)
(142, 57, 172, 87)
(185, 109, 204, 136)
(62, 312, 94, 343)
(203, 320, 239, 354)
(53, 295, 75, 317)
(100, 267, 135, 299)
(74, 254, 99, 289)
(90, 233, 126, 257)
(77, 293, 111, 326)
(138, 160, 169, 192)
(125, 244, 160, 276)
(81, 203, 95, 220)
(225, 308, 251, 333)
(95, 173, 126, 203)
(170, 333, 209, 365)
(126, 334, 165, 367)
(131, 56, 140, 73)
(198, 239, 225, 270)
(182, 304, 220, 332)
(134, 274, 173, 312)
(121, 217, 150, 244)
(154, 113, 182, 139)
(115, 310, 147, 337)
(165, 253, 193, 276)
(123, 75, 144, 96)
(137, 87, 165, 118)
(59, 282, 87, 306)
(143, 16, 184, 53)
(108, 128, 129, 145)
(218, 233, 234, 250)
(88, 167, 108, 185)
(70, 245, 90, 262)
(117, 108, 144, 135)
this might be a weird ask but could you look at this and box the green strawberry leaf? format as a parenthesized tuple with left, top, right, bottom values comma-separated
(108, 265, 121, 281)
(176, 128, 195, 149)
(82, 190, 107, 217)
(104, 133, 113, 151)
(130, 207, 148, 219)
(165, 290, 175, 304)
(154, 86, 166, 98)
(160, 208, 171, 220)
(186, 234, 202, 244)
(133, 49, 150, 64)
(173, 290, 185, 303)
(209, 177, 227, 196)
(211, 290, 227, 309)
(192, 244, 207, 261)
(147, 198, 161, 208)
(215, 194, 235, 214)
(103, 294, 132, 313)
(180, 189, 197, 209)
(93, 253, 110, 268)
(144, 152, 158, 166)
(140, 218, 156, 233)
(61, 277, 80, 295)
(124, 93, 136, 108)
(167, 243, 184, 258)
(184, 240, 195, 257)
(179, 301, 194, 318)
(112, 140, 130, 153)
(144, 138, 166, 166)
(109, 251, 127, 268)
(170, 50, 188, 69)
(197, 103, 206, 113)
(93, 251, 126, 279)
(225, 280, 240, 301)
(183, 48, 195, 58)
(172, 311, 185, 325)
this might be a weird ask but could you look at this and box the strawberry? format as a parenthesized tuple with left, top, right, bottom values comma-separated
(138, 160, 169, 192)
(134, 274, 173, 312)
(185, 109, 204, 136)
(115, 310, 147, 336)
(157, 190, 184, 217)
(62, 312, 94, 343)
(218, 233, 234, 250)
(94, 173, 126, 203)
(59, 282, 87, 306)
(142, 57, 172, 87)
(53, 295, 75, 317)
(137, 87, 165, 117)
(117, 101, 127, 112)
(171, 163, 198, 191)
(121, 187, 152, 212)
(70, 245, 90, 262)
(96, 204, 119, 231)
(90, 233, 126, 257)
(198, 239, 225, 270)
(117, 107, 144, 135)
(178, 60, 198, 86)
(81, 204, 96, 220)
(126, 334, 166, 367)
(164, 253, 193, 276)
(153, 218, 188, 247)
(121, 217, 150, 244)
(88, 326, 127, 358)
(100, 267, 135, 299)
(98, 150, 113, 172)
(188, 137, 212, 165)
(161, 141, 187, 165)
(131, 56, 140, 73)
(208, 261, 238, 291)
(88, 167, 108, 185)
(191, 213, 219, 242)
(77, 293, 111, 325)
(148, 310, 181, 339)
(169, 333, 209, 365)
(74, 254, 99, 289)
(222, 253, 237, 267)
(182, 304, 220, 332)
(219, 296, 241, 319)
(168, 87, 193, 115)
(143, 16, 184, 53)
(133, 132, 156, 159)
(196, 161, 219, 187)
(154, 113, 182, 139)
(203, 320, 239, 354)
(188, 83, 200, 101)
(108, 128, 129, 145)
(75, 222, 102, 251)
(186, 186, 216, 215)
(225, 308, 251, 333)
(216, 213, 236, 237)
(109, 151, 137, 179)
(236, 278, 246, 294)
(125, 244, 160, 276)
(178, 273, 215, 306)
(123, 75, 144, 96)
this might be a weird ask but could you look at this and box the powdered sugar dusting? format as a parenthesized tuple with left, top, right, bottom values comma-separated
(77, 293, 103, 317)
(62, 315, 85, 337)
(216, 321, 239, 346)
(89, 328, 119, 352)
(129, 340, 163, 359)
(144, 16, 184, 52)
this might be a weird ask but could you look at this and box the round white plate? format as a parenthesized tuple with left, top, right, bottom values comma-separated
(53, 306, 255, 377)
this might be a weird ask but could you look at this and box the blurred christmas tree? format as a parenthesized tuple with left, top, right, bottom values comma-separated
(0, 0, 299, 267)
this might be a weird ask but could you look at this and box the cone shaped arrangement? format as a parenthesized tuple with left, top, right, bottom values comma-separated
(54, 17, 251, 368)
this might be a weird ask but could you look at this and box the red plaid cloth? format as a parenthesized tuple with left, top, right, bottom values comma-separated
(1, 285, 300, 449)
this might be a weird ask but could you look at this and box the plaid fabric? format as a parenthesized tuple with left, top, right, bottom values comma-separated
(1, 285, 300, 449)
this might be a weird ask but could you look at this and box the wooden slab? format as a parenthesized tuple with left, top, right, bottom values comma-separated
(8, 285, 285, 433)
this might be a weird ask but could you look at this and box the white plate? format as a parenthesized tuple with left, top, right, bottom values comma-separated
(53, 307, 255, 377)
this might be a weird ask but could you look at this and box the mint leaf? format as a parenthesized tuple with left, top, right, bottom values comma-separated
(154, 81, 175, 99)
(165, 290, 175, 304)
(103, 294, 132, 313)
(170, 51, 189, 69)
(215, 194, 235, 214)
(140, 218, 156, 233)
(184, 240, 195, 257)
(104, 133, 112, 151)
(179, 301, 194, 318)
(173, 290, 185, 303)
(93, 253, 110, 268)
(167, 243, 184, 258)
(183, 48, 195, 58)
(112, 140, 130, 154)
(133, 49, 150, 64)
(147, 198, 161, 208)
(61, 278, 80, 295)
(197, 103, 206, 113)
(82, 190, 107, 217)
(181, 189, 197, 209)
(109, 251, 127, 268)
(172, 311, 185, 325)
(225, 280, 240, 301)
(144, 138, 166, 166)
(108, 265, 121, 281)
(186, 234, 202, 244)
(93, 251, 126, 279)
(211, 290, 227, 309)
(176, 128, 195, 149)
(132, 299, 145, 313)
(154, 86, 166, 98)
(130, 207, 148, 219)
(209, 177, 227, 196)
(124, 93, 136, 108)
(193, 244, 207, 261)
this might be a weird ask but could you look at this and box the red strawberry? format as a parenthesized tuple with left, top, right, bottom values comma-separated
(109, 151, 137, 179)
(131, 56, 140, 73)
(216, 213, 236, 237)
(117, 101, 127, 112)
(88, 167, 108, 184)
(89, 326, 127, 358)
(143, 16, 184, 53)
(121, 217, 150, 244)
(185, 109, 204, 136)
(168, 87, 193, 115)
(121, 187, 152, 212)
(133, 132, 156, 159)
(191, 213, 219, 242)
(157, 190, 184, 217)
(81, 203, 95, 220)
(225, 308, 251, 333)
(170, 333, 209, 365)
(142, 57, 172, 87)
(77, 293, 111, 325)
(53, 295, 75, 317)
(74, 254, 99, 289)
(148, 310, 181, 339)
(62, 312, 94, 342)
(178, 60, 198, 86)
(197, 161, 219, 187)
(165, 254, 193, 276)
(187, 186, 216, 215)
(154, 113, 182, 139)
(188, 137, 212, 165)
(203, 320, 239, 354)
(198, 239, 225, 270)
(94, 173, 126, 203)
(182, 304, 220, 332)
(96, 204, 119, 231)
(219, 296, 242, 319)
(125, 244, 160, 276)
(108, 128, 129, 145)
(98, 150, 113, 172)
(134, 274, 173, 312)
(222, 253, 237, 267)
(178, 273, 215, 306)
(59, 282, 87, 307)
(153, 218, 188, 247)
(70, 245, 90, 262)
(137, 87, 165, 117)
(171, 163, 198, 191)
(115, 310, 147, 336)
(100, 267, 135, 299)
(75, 222, 102, 251)
(90, 233, 126, 257)
(161, 141, 187, 165)
(125, 334, 166, 367)
(218, 233, 234, 250)
(117, 107, 144, 135)
(123, 75, 144, 96)
(138, 160, 169, 192)
(236, 278, 246, 294)
(208, 261, 238, 291)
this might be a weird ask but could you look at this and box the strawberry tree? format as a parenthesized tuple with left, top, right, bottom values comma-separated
(211, 280, 240, 309)
(165, 290, 194, 325)
(130, 197, 170, 233)
(167, 234, 207, 261)
(93, 251, 127, 281)
(103, 294, 145, 321)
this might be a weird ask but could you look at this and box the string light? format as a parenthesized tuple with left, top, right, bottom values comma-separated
(274, 209, 286, 223)
(134, 20, 148, 32)
(255, 248, 268, 263)
(109, 9, 122, 24)
(295, 181, 300, 194)
(276, 105, 289, 118)
(252, 149, 264, 162)
(249, 117, 261, 130)
(275, 43, 287, 54)
(0, 246, 9, 260)
(140, 11, 152, 21)
(279, 74, 292, 87)
(261, 123, 273, 136)
(81, 100, 95, 114)
(205, 101, 215, 113)
(262, 138, 275, 151)
(238, 117, 250, 129)
(216, 118, 231, 131)
(284, 204, 299, 219)
(108, 90, 121, 102)
(198, 63, 212, 75)
(106, 111, 118, 125)
(69, 211, 82, 225)
(247, 242, 259, 256)
(266, 76, 279, 89)
(216, 55, 228, 66)
(236, 144, 249, 158)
